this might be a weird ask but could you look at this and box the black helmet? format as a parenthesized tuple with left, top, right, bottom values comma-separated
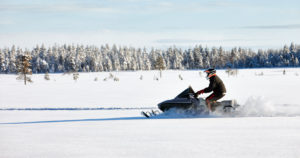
(204, 68, 216, 79)
(204, 68, 216, 74)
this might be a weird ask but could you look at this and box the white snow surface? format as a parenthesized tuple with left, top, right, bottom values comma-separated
(1, 68, 300, 158)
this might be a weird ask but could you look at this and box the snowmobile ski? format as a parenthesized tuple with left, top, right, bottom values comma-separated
(141, 110, 160, 118)
(141, 111, 150, 118)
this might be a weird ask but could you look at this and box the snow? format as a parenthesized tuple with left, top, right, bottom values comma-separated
(0, 68, 300, 158)
(1, 68, 300, 108)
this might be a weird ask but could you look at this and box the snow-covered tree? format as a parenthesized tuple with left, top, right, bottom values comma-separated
(44, 72, 50, 80)
(0, 50, 6, 73)
(0, 43, 299, 73)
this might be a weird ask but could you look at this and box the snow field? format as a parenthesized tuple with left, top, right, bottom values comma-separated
(0, 110, 299, 158)
(1, 68, 300, 108)
(1, 68, 300, 158)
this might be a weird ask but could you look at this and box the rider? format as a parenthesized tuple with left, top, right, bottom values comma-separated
(194, 68, 226, 111)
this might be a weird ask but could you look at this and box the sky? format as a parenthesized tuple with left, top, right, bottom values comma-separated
(0, 0, 300, 50)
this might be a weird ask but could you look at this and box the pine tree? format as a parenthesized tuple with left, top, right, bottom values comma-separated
(0, 51, 5, 73)
(294, 57, 299, 66)
(16, 54, 32, 85)
(193, 46, 203, 69)
(44, 72, 50, 80)
(290, 42, 296, 53)
(155, 55, 165, 70)
(8, 46, 17, 73)
(155, 55, 165, 78)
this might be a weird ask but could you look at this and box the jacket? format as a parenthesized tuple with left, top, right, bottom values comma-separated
(204, 75, 226, 94)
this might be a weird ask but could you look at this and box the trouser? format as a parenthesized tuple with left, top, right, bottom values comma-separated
(206, 93, 225, 111)
(206, 93, 225, 102)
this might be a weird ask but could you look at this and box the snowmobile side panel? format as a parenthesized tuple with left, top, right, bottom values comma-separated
(158, 98, 194, 112)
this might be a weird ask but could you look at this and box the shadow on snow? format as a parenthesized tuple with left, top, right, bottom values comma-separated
(0, 115, 217, 125)
(0, 107, 155, 111)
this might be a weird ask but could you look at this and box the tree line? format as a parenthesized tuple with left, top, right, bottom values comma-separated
(0, 43, 299, 74)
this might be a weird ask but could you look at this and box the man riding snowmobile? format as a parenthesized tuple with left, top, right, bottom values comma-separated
(194, 69, 226, 112)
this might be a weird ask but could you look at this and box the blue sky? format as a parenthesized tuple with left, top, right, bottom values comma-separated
(0, 0, 300, 50)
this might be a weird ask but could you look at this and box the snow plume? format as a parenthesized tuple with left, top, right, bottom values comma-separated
(235, 96, 300, 117)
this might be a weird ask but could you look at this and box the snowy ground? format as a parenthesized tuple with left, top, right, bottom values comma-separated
(1, 68, 300, 158)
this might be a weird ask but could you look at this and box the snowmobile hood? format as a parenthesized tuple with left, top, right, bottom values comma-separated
(175, 86, 195, 99)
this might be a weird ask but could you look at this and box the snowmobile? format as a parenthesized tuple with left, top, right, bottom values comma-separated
(142, 86, 239, 118)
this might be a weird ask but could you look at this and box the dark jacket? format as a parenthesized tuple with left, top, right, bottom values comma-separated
(204, 75, 226, 94)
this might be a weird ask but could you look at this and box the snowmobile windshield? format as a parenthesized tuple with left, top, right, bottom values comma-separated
(175, 87, 195, 98)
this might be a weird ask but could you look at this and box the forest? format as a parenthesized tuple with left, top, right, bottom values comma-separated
(0, 43, 299, 74)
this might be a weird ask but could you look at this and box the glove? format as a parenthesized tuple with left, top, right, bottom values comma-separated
(198, 89, 205, 94)
(194, 89, 205, 98)
(193, 93, 199, 98)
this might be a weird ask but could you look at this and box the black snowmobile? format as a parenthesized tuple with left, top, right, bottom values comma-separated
(142, 86, 239, 118)
(158, 86, 239, 113)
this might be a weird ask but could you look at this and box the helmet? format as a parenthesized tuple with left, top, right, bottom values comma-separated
(204, 68, 216, 79)
(204, 68, 216, 74)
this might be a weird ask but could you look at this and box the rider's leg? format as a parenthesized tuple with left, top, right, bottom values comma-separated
(205, 93, 225, 112)
(206, 99, 212, 111)
(205, 94, 215, 111)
